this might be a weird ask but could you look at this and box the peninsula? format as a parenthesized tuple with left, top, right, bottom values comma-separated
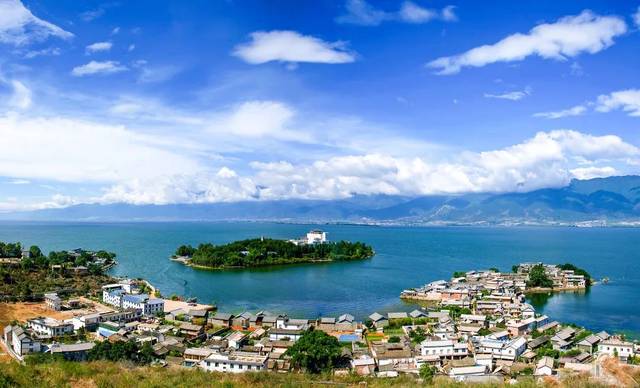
(401, 262, 592, 303)
(171, 230, 374, 269)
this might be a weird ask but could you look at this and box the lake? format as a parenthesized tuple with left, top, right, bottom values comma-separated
(0, 222, 638, 337)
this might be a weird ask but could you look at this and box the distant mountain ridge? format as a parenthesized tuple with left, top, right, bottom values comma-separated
(3, 176, 640, 225)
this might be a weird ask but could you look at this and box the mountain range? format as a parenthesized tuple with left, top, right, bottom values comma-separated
(4, 176, 640, 226)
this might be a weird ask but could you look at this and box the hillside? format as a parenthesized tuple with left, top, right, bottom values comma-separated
(0, 359, 614, 387)
(2, 176, 640, 225)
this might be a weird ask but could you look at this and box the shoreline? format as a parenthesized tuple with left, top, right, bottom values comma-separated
(169, 255, 373, 271)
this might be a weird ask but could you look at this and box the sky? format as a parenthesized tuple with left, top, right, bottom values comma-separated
(0, 0, 640, 211)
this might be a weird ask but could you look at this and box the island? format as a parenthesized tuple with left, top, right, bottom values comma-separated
(171, 230, 374, 269)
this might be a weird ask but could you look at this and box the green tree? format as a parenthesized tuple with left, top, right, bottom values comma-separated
(527, 264, 554, 288)
(285, 328, 345, 373)
(388, 336, 401, 343)
(419, 364, 436, 382)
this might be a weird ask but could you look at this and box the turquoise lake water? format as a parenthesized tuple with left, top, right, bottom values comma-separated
(0, 222, 638, 337)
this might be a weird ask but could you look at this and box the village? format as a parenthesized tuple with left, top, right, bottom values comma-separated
(1, 260, 639, 385)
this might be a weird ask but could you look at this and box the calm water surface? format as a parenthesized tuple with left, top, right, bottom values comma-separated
(0, 222, 638, 337)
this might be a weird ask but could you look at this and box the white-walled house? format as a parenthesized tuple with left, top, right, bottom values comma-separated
(121, 294, 164, 316)
(598, 338, 635, 360)
(201, 352, 268, 373)
(44, 293, 61, 311)
(3, 325, 41, 356)
(475, 337, 526, 361)
(420, 339, 468, 358)
(27, 317, 74, 338)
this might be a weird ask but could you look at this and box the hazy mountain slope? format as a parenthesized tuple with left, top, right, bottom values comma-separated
(2, 176, 640, 224)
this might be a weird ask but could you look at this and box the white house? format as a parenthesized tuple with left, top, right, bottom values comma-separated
(420, 339, 468, 358)
(598, 338, 635, 360)
(44, 293, 61, 311)
(306, 230, 327, 244)
(535, 356, 554, 376)
(121, 294, 164, 316)
(476, 337, 526, 361)
(102, 284, 124, 307)
(3, 325, 41, 356)
(27, 317, 74, 338)
(201, 352, 268, 373)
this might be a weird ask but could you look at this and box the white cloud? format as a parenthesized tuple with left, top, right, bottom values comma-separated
(533, 105, 587, 119)
(336, 0, 456, 26)
(71, 60, 128, 76)
(398, 1, 437, 23)
(111, 27, 120, 35)
(633, 6, 640, 27)
(137, 65, 181, 83)
(80, 9, 104, 22)
(128, 44, 135, 52)
(0, 113, 202, 183)
(23, 46, 61, 58)
(8, 80, 31, 109)
(85, 41, 112, 54)
(595, 89, 640, 116)
(428, 10, 627, 74)
(484, 88, 530, 101)
(570, 166, 618, 180)
(232, 30, 356, 65)
(0, 0, 73, 46)
(441, 5, 458, 22)
(94, 129, 640, 205)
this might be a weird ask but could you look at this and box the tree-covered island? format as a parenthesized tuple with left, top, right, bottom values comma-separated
(172, 236, 374, 269)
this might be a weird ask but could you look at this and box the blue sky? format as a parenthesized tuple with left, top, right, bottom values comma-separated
(0, 0, 640, 211)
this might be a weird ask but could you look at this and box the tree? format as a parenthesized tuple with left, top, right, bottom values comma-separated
(527, 264, 553, 288)
(419, 364, 436, 382)
(388, 336, 401, 343)
(285, 328, 345, 373)
(29, 245, 43, 258)
(452, 271, 466, 278)
(175, 245, 196, 257)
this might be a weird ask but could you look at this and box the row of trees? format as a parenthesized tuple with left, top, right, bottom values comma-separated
(177, 238, 374, 268)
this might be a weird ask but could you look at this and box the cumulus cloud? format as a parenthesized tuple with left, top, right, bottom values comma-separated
(0, 0, 73, 45)
(595, 89, 640, 116)
(336, 0, 456, 26)
(94, 130, 640, 205)
(71, 60, 128, 76)
(533, 105, 587, 119)
(428, 10, 627, 74)
(570, 166, 618, 180)
(634, 6, 640, 27)
(484, 88, 531, 101)
(85, 41, 112, 54)
(232, 30, 356, 65)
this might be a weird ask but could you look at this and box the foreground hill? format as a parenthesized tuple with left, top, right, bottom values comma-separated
(3, 176, 640, 225)
(0, 359, 621, 387)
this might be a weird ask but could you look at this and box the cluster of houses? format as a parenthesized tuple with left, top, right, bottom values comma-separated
(2, 266, 638, 383)
(401, 263, 586, 306)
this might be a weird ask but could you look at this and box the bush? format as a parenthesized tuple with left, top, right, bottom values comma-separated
(388, 336, 401, 343)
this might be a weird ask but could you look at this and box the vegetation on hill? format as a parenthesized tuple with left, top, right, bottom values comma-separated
(174, 238, 374, 269)
(557, 263, 592, 286)
(284, 328, 346, 373)
(88, 340, 154, 364)
(526, 264, 554, 288)
(0, 358, 627, 387)
(0, 241, 117, 302)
